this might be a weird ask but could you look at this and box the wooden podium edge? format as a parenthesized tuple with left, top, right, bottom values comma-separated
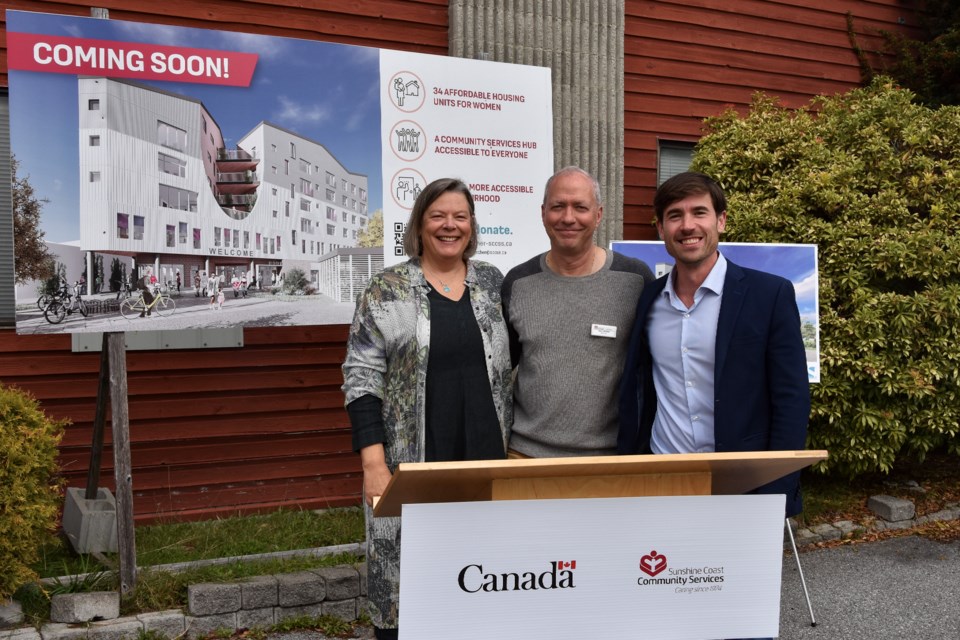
(373, 449, 828, 517)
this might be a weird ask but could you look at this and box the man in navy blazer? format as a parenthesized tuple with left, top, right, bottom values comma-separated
(618, 172, 810, 516)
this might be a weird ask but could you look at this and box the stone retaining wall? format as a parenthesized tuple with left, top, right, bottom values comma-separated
(0, 564, 367, 640)
(790, 498, 960, 546)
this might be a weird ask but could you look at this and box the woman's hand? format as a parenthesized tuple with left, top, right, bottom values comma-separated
(360, 444, 392, 507)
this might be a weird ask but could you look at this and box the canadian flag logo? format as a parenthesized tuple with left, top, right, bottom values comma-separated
(557, 560, 577, 570)
(639, 550, 667, 577)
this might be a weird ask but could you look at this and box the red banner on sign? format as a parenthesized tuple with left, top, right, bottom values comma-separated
(7, 32, 258, 87)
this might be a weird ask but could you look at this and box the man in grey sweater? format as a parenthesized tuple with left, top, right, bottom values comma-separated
(502, 166, 654, 457)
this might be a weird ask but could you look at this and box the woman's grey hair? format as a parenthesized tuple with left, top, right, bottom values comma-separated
(542, 166, 602, 207)
(401, 178, 478, 259)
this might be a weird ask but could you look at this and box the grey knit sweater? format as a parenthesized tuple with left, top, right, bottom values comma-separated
(502, 249, 654, 457)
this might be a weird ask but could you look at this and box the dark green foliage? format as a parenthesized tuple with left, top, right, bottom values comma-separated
(861, 1, 960, 107)
(692, 77, 960, 475)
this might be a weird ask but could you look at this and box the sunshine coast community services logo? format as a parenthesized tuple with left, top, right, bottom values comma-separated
(636, 549, 726, 594)
(458, 560, 577, 593)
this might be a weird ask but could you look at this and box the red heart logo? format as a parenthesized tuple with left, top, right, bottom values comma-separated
(640, 550, 667, 577)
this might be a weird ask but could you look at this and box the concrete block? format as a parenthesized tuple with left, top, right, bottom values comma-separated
(236, 607, 275, 630)
(62, 487, 118, 554)
(0, 599, 24, 628)
(277, 572, 324, 606)
(184, 613, 236, 640)
(311, 567, 360, 601)
(240, 575, 278, 609)
(39, 623, 88, 640)
(810, 523, 842, 541)
(188, 583, 240, 616)
(137, 610, 186, 639)
(87, 618, 142, 640)
(321, 599, 357, 621)
(868, 494, 915, 522)
(0, 628, 40, 640)
(50, 593, 120, 623)
(274, 604, 322, 623)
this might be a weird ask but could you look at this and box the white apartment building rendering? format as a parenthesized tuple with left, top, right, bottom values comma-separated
(77, 76, 368, 287)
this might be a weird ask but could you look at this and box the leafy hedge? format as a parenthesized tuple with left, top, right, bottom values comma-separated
(691, 77, 960, 475)
(0, 384, 66, 599)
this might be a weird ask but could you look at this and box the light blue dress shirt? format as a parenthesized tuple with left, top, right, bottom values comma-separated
(648, 253, 727, 454)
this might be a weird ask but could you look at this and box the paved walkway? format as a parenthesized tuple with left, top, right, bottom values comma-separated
(779, 535, 960, 639)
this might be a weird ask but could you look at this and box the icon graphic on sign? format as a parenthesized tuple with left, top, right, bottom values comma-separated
(388, 71, 425, 112)
(391, 120, 426, 162)
(391, 168, 427, 210)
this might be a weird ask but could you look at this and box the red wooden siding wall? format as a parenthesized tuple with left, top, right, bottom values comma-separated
(623, 0, 920, 240)
(0, 0, 447, 523)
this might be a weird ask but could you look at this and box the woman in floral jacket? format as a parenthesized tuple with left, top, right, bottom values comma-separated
(341, 178, 512, 639)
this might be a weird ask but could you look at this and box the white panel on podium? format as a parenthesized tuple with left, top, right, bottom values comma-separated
(399, 494, 784, 640)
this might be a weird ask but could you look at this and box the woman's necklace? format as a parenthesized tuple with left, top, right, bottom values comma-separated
(425, 263, 463, 293)
(435, 274, 452, 293)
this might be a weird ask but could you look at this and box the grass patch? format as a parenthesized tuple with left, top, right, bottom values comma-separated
(18, 507, 365, 628)
(134, 507, 364, 566)
(32, 507, 364, 578)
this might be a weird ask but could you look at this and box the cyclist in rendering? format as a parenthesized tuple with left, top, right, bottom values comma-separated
(136, 267, 157, 317)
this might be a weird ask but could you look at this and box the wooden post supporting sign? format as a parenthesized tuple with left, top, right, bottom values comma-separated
(106, 331, 137, 593)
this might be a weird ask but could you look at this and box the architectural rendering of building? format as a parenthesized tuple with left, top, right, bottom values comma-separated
(78, 76, 368, 287)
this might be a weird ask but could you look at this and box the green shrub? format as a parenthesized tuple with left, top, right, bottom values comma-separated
(280, 268, 310, 295)
(0, 384, 67, 598)
(692, 77, 960, 476)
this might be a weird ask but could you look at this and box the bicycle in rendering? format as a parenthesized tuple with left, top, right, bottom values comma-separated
(44, 281, 88, 324)
(119, 289, 176, 319)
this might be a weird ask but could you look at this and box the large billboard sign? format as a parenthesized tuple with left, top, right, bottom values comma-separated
(8, 10, 553, 334)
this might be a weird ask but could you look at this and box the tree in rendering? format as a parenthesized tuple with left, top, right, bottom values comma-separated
(11, 156, 54, 284)
(356, 210, 384, 248)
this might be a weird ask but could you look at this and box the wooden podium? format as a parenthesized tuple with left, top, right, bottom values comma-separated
(389, 450, 828, 638)
(374, 450, 827, 517)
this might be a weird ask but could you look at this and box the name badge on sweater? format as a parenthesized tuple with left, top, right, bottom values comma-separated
(591, 323, 617, 338)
